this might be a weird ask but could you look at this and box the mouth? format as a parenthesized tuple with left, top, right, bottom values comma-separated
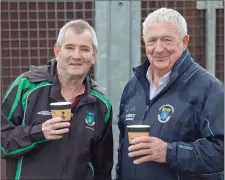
(154, 56, 168, 61)
(70, 63, 82, 67)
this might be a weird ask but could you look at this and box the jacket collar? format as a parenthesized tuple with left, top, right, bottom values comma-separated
(23, 58, 57, 82)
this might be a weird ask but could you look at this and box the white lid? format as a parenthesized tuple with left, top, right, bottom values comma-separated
(50, 102, 72, 106)
(127, 125, 150, 128)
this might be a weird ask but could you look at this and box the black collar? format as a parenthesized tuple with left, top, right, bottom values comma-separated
(49, 71, 95, 103)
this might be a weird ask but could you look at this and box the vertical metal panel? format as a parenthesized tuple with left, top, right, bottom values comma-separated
(109, 1, 132, 118)
(216, 8, 224, 82)
(95, 1, 141, 179)
(131, 1, 141, 75)
(197, 1, 224, 77)
(94, 1, 110, 96)
(95, 1, 141, 121)
(205, 2, 217, 76)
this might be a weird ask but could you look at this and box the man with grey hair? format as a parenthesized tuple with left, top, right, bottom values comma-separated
(116, 8, 224, 180)
(1, 20, 113, 180)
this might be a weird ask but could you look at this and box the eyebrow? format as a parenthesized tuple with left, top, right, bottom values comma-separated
(64, 44, 90, 48)
(80, 45, 90, 48)
(147, 35, 175, 40)
(161, 35, 173, 39)
(65, 44, 75, 47)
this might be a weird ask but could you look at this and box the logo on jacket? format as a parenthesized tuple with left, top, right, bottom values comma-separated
(85, 112, 95, 126)
(125, 107, 136, 121)
(158, 104, 174, 123)
(37, 110, 51, 116)
(125, 113, 136, 121)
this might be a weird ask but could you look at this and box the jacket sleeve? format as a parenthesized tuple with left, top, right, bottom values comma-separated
(91, 106, 113, 180)
(1, 75, 46, 159)
(166, 80, 224, 174)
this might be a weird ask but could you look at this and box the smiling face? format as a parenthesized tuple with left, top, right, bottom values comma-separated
(143, 22, 189, 74)
(54, 28, 97, 79)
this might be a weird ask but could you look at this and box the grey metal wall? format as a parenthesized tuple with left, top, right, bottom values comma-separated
(95, 2, 141, 178)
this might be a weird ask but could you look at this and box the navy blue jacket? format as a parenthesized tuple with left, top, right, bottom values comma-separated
(116, 50, 224, 180)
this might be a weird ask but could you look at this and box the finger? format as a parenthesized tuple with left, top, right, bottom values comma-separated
(51, 128, 69, 135)
(51, 122, 70, 130)
(130, 136, 153, 144)
(48, 135, 64, 140)
(128, 149, 151, 158)
(128, 143, 150, 151)
(133, 155, 152, 164)
(47, 117, 64, 124)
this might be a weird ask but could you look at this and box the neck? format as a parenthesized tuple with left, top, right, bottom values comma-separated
(57, 67, 85, 92)
(152, 68, 170, 87)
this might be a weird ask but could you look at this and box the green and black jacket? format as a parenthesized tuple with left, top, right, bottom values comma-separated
(1, 59, 113, 180)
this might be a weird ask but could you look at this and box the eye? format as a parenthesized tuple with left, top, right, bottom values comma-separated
(66, 46, 74, 50)
(80, 48, 90, 52)
(148, 39, 156, 43)
(162, 38, 172, 43)
(147, 39, 156, 45)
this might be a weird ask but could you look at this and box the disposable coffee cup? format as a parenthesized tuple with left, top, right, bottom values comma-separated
(127, 125, 150, 144)
(50, 102, 72, 121)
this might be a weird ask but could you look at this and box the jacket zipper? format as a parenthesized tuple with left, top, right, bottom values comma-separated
(142, 105, 149, 123)
(62, 134, 70, 179)
(62, 101, 94, 179)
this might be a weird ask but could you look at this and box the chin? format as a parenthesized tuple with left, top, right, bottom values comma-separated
(68, 70, 86, 77)
(69, 72, 85, 76)
(153, 63, 169, 70)
(156, 64, 168, 68)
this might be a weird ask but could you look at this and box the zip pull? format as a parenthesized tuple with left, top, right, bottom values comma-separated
(146, 105, 149, 111)
(142, 105, 149, 121)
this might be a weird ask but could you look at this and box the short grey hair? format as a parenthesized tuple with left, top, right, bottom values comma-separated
(142, 8, 187, 39)
(56, 20, 98, 49)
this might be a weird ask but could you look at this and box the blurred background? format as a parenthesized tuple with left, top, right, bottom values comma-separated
(1, 0, 224, 179)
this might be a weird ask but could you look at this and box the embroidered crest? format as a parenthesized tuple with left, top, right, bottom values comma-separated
(85, 112, 95, 126)
(157, 104, 174, 123)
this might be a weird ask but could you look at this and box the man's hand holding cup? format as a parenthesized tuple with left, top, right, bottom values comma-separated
(127, 125, 168, 164)
(42, 102, 72, 140)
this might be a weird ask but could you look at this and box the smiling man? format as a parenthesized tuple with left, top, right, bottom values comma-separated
(116, 8, 224, 180)
(1, 20, 113, 180)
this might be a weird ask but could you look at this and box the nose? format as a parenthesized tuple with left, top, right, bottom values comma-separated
(72, 49, 81, 59)
(154, 39, 164, 53)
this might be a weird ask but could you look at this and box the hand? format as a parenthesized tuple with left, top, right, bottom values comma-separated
(42, 117, 70, 140)
(128, 136, 167, 164)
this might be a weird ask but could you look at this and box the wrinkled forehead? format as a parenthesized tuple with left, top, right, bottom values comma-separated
(65, 27, 92, 37)
(145, 21, 181, 39)
(63, 28, 93, 46)
(68, 23, 92, 35)
(64, 28, 92, 42)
